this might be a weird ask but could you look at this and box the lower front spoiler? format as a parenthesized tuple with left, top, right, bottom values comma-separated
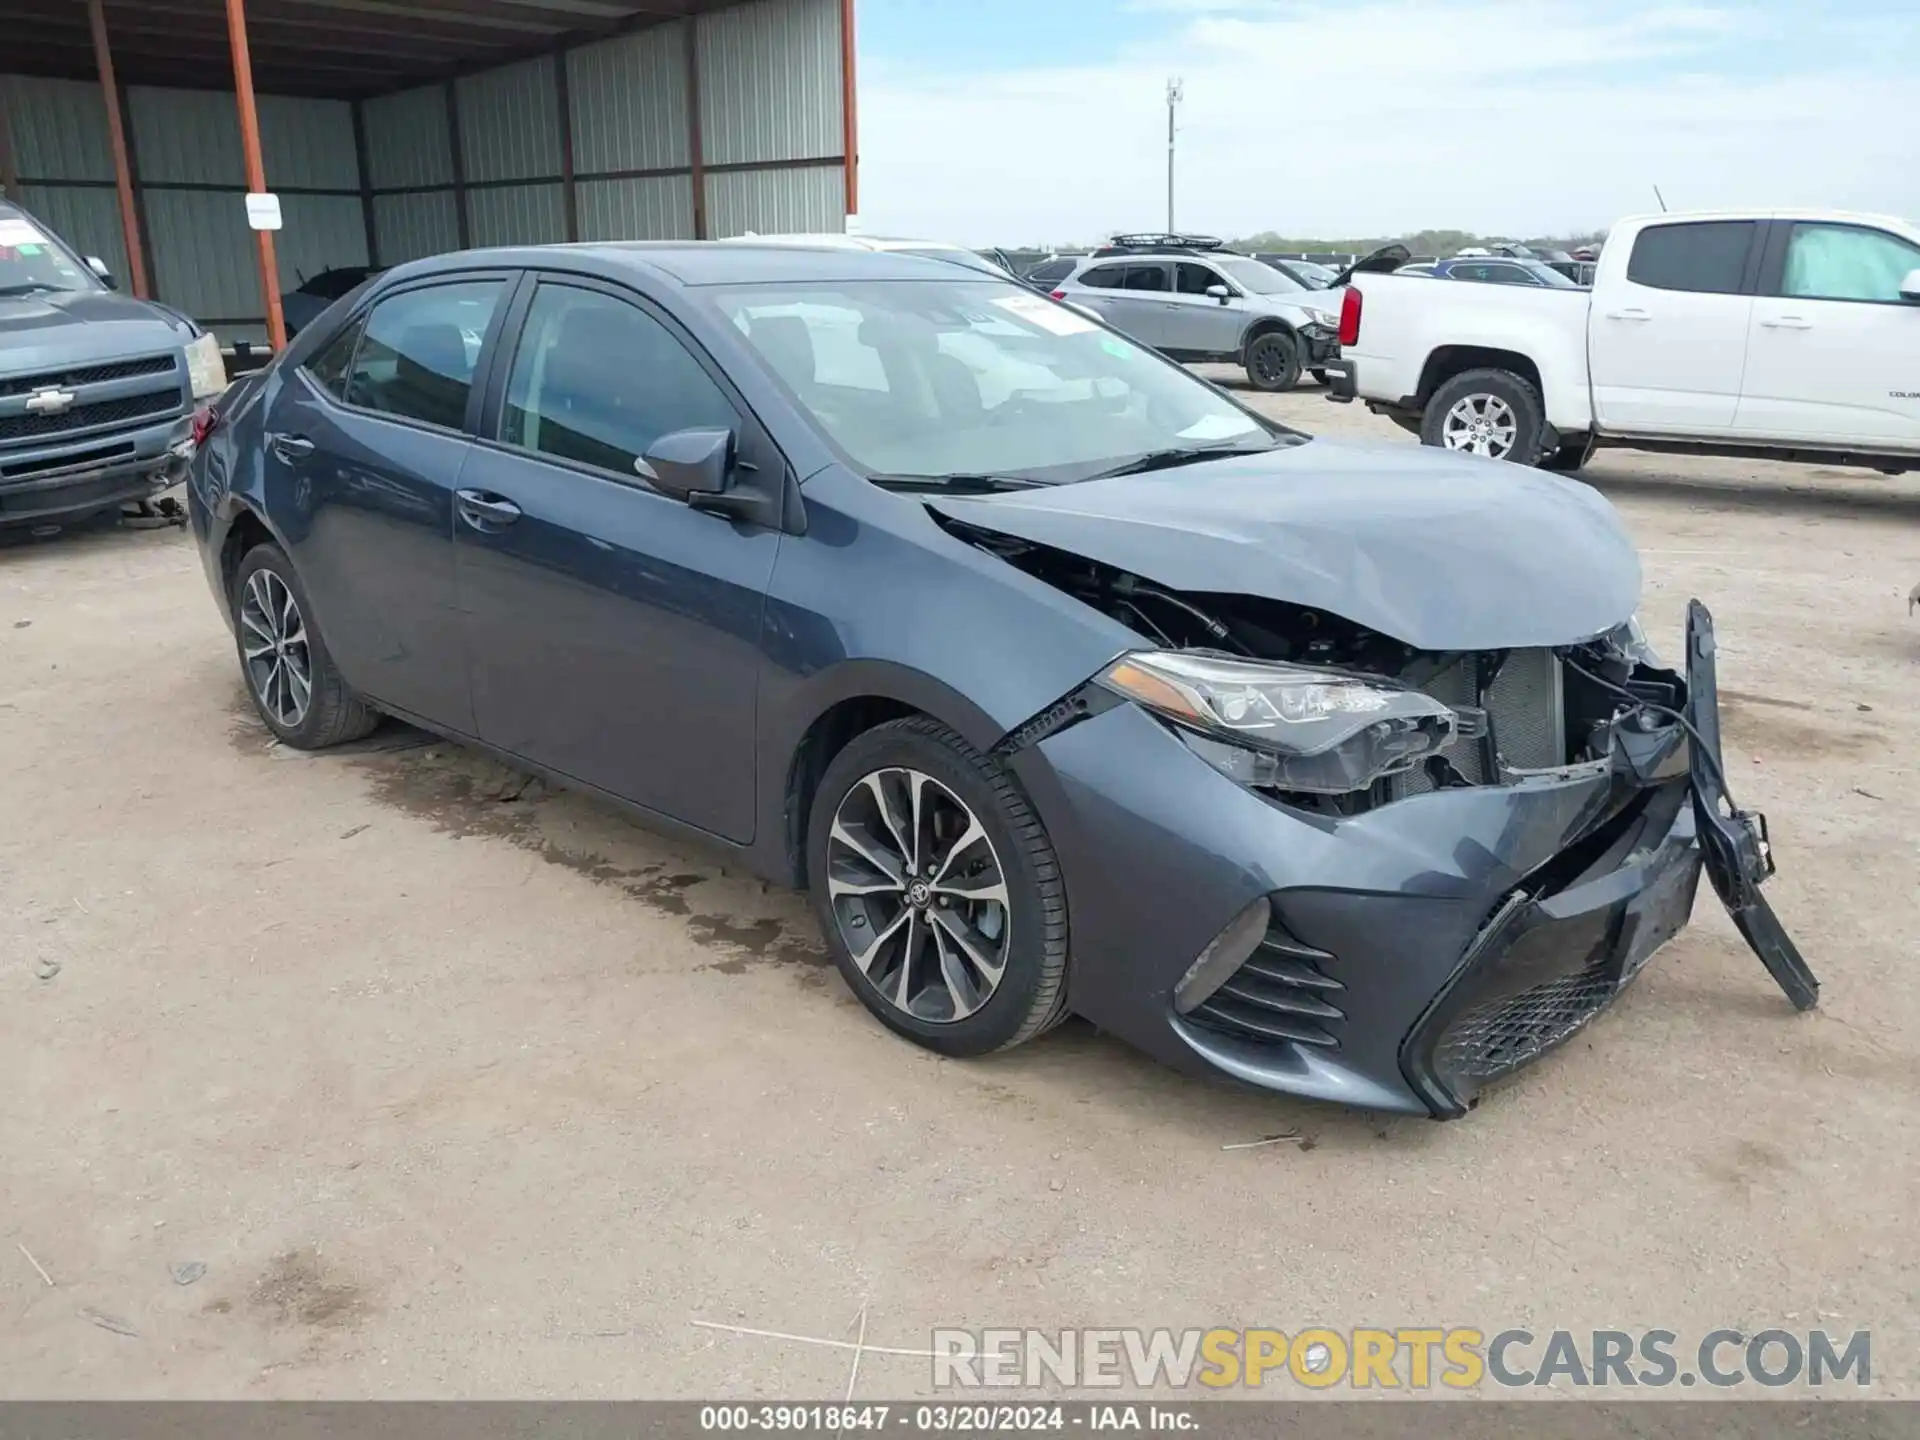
(0, 425, 190, 529)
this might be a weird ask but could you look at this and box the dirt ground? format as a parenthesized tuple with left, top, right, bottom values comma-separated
(2, 381, 1915, 1400)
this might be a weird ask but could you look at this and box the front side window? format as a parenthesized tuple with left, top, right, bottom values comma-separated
(502, 285, 736, 476)
(1626, 221, 1755, 295)
(344, 280, 503, 430)
(1176, 263, 1224, 296)
(1781, 224, 1920, 303)
(716, 278, 1275, 484)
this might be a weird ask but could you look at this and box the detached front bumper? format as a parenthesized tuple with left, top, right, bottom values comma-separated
(1300, 325, 1339, 366)
(1010, 606, 1812, 1117)
(0, 413, 192, 528)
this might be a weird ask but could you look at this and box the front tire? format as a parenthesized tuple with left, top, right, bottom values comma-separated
(1244, 331, 1302, 392)
(806, 717, 1069, 1057)
(1422, 367, 1546, 464)
(232, 541, 379, 749)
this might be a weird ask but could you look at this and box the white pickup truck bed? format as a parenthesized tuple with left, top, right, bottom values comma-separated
(1326, 209, 1920, 474)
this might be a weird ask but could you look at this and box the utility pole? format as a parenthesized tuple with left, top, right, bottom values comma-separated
(1165, 77, 1183, 234)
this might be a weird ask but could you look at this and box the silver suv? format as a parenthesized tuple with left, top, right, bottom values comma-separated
(1050, 236, 1342, 392)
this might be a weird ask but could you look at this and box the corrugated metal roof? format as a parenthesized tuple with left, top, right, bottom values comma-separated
(143, 187, 263, 320)
(698, 0, 842, 166)
(468, 183, 567, 246)
(372, 190, 462, 265)
(128, 85, 245, 187)
(259, 95, 361, 191)
(17, 183, 126, 278)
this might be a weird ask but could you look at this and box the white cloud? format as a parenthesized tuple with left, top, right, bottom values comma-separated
(856, 0, 1917, 246)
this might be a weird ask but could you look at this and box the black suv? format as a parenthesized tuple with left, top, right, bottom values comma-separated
(1, 199, 225, 529)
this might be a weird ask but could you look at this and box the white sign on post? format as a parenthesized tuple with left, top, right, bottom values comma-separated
(244, 192, 283, 231)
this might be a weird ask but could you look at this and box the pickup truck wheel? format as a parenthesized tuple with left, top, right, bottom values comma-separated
(1244, 331, 1302, 392)
(1423, 368, 1545, 464)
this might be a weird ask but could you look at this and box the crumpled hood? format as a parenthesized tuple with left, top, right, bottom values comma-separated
(927, 436, 1642, 650)
(0, 290, 194, 371)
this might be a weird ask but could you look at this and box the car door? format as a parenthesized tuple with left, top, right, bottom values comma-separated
(452, 275, 782, 842)
(1162, 261, 1243, 355)
(1588, 219, 1760, 434)
(262, 273, 511, 731)
(1072, 261, 1175, 349)
(1732, 220, 1920, 450)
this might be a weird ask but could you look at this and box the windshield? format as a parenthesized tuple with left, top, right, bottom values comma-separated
(1213, 256, 1304, 295)
(0, 213, 99, 297)
(714, 278, 1279, 484)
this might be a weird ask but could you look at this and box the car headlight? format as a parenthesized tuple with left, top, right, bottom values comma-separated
(184, 331, 225, 400)
(1303, 308, 1338, 329)
(1098, 650, 1457, 795)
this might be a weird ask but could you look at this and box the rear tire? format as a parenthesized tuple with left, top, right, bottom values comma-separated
(1244, 331, 1302, 392)
(232, 542, 379, 750)
(1421, 367, 1546, 464)
(806, 717, 1069, 1057)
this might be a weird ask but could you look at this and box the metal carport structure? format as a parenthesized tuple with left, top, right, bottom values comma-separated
(0, 0, 859, 349)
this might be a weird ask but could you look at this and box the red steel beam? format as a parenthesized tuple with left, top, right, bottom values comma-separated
(839, 0, 857, 218)
(224, 0, 287, 350)
(85, 0, 151, 297)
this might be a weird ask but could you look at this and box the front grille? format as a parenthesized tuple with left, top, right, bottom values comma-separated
(1185, 917, 1345, 1050)
(1398, 648, 1566, 794)
(0, 355, 178, 398)
(0, 389, 181, 443)
(1433, 950, 1617, 1086)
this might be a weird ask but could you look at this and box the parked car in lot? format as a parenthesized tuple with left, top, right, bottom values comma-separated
(1328, 209, 1920, 472)
(186, 241, 1815, 1116)
(282, 265, 381, 337)
(1052, 236, 1342, 391)
(1254, 255, 1340, 289)
(1427, 256, 1584, 288)
(1, 199, 226, 529)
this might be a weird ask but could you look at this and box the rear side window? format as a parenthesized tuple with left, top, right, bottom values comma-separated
(1626, 221, 1755, 294)
(502, 285, 737, 476)
(304, 318, 363, 400)
(1780, 223, 1920, 303)
(1077, 264, 1128, 289)
(344, 280, 505, 430)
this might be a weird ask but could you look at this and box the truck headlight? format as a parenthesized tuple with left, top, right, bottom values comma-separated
(185, 332, 226, 399)
(1098, 651, 1457, 795)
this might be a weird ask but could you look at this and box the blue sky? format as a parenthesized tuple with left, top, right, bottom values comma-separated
(853, 0, 1920, 244)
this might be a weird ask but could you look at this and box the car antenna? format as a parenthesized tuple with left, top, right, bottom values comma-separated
(1652, 184, 1668, 213)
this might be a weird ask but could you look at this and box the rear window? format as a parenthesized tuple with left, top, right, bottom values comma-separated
(1626, 221, 1755, 295)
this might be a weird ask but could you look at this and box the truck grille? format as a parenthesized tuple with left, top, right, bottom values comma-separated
(0, 389, 181, 443)
(1398, 648, 1566, 794)
(1185, 916, 1345, 1050)
(0, 355, 178, 398)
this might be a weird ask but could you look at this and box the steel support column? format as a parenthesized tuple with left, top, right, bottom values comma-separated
(0, 76, 21, 202)
(85, 0, 151, 297)
(554, 49, 578, 242)
(839, 0, 857, 218)
(684, 18, 706, 240)
(224, 0, 287, 349)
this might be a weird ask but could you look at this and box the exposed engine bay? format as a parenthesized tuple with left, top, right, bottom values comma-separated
(953, 521, 1684, 815)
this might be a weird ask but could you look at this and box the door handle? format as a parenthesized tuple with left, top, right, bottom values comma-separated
(268, 433, 314, 462)
(1604, 308, 1652, 322)
(455, 489, 523, 530)
(1761, 315, 1813, 330)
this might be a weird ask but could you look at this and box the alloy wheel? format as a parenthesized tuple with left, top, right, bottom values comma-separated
(825, 767, 1013, 1024)
(239, 568, 312, 729)
(1441, 393, 1518, 458)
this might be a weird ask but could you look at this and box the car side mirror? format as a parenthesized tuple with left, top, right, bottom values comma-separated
(86, 256, 117, 289)
(638, 426, 734, 502)
(1205, 284, 1231, 304)
(1901, 268, 1920, 303)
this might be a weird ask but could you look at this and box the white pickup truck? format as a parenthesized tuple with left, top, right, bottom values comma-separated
(1325, 209, 1920, 473)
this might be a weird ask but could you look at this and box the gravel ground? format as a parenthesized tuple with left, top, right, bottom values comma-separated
(1, 380, 1914, 1399)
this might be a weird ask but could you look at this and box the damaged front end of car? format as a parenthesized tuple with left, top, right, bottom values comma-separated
(944, 516, 1818, 1117)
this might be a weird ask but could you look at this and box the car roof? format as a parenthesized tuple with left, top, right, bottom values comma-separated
(380, 241, 991, 288)
(1615, 208, 1914, 229)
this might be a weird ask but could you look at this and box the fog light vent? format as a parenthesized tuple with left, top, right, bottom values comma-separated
(1182, 908, 1346, 1050)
